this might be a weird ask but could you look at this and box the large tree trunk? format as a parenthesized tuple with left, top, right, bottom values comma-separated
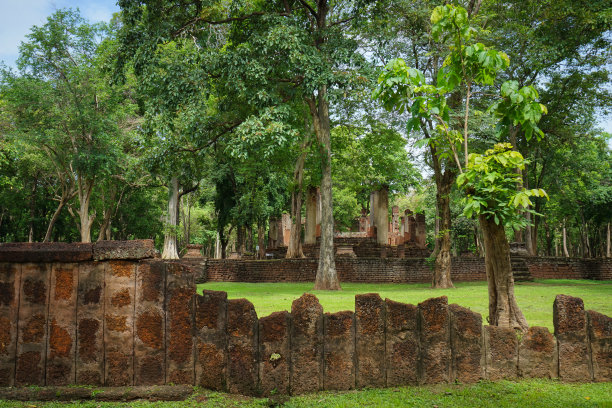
(373, 186, 389, 246)
(429, 144, 455, 289)
(162, 177, 180, 259)
(479, 214, 528, 331)
(308, 87, 340, 290)
(304, 187, 317, 245)
(286, 134, 310, 258)
(76, 177, 95, 243)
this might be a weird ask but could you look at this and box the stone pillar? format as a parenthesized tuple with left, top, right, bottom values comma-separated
(356, 293, 386, 388)
(415, 212, 426, 249)
(418, 296, 450, 384)
(398, 216, 405, 244)
(0, 263, 21, 386)
(554, 294, 592, 381)
(46, 263, 78, 385)
(227, 299, 258, 395)
(323, 311, 355, 390)
(15, 263, 51, 386)
(305, 187, 318, 245)
(165, 263, 195, 384)
(449, 304, 482, 383)
(373, 186, 389, 246)
(195, 290, 228, 390)
(359, 208, 370, 234)
(104, 261, 136, 386)
(587, 310, 612, 382)
(291, 294, 323, 394)
(281, 213, 292, 247)
(518, 326, 557, 379)
(406, 211, 417, 243)
(385, 299, 419, 386)
(76, 262, 105, 385)
(483, 325, 518, 380)
(391, 206, 400, 234)
(134, 260, 166, 386)
(259, 311, 291, 396)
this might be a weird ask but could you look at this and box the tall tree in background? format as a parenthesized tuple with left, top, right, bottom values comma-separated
(1, 9, 134, 242)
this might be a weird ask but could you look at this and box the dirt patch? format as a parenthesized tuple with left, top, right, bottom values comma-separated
(54, 268, 74, 300)
(22, 314, 45, 343)
(136, 311, 163, 349)
(106, 315, 128, 332)
(78, 318, 100, 362)
(49, 319, 72, 358)
(111, 288, 131, 308)
(0, 317, 11, 355)
(83, 286, 102, 305)
(23, 278, 47, 304)
(0, 282, 14, 306)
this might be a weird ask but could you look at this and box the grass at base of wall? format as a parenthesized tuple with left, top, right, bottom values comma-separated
(197, 280, 612, 330)
(0, 380, 610, 407)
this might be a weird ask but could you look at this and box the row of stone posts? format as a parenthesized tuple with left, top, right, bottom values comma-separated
(267, 186, 426, 249)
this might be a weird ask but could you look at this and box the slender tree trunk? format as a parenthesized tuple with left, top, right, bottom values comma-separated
(162, 177, 180, 259)
(430, 143, 455, 289)
(479, 214, 528, 331)
(286, 134, 310, 258)
(563, 220, 570, 257)
(304, 187, 317, 245)
(76, 177, 95, 243)
(43, 189, 74, 243)
(308, 87, 340, 290)
(257, 221, 266, 259)
(28, 177, 38, 242)
(97, 188, 117, 242)
(607, 223, 611, 258)
(237, 225, 245, 255)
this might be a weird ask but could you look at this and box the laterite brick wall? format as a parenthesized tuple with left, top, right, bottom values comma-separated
(0, 241, 610, 395)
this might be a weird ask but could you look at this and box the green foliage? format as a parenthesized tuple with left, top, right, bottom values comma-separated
(457, 143, 547, 228)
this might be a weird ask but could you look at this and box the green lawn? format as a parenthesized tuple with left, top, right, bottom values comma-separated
(198, 279, 612, 330)
(0, 380, 610, 407)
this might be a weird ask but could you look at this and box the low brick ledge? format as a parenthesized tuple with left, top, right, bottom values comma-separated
(0, 385, 193, 401)
(0, 239, 155, 262)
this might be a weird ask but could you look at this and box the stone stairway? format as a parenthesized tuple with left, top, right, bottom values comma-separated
(511, 256, 533, 281)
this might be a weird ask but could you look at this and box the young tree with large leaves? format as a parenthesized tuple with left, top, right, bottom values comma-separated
(376, 5, 547, 330)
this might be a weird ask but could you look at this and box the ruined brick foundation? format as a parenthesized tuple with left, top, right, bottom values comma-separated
(0, 241, 610, 395)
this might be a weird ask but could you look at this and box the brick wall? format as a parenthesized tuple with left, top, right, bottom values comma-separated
(527, 257, 612, 280)
(0, 241, 610, 395)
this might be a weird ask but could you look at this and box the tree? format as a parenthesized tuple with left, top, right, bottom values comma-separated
(1, 9, 133, 242)
(376, 4, 547, 330)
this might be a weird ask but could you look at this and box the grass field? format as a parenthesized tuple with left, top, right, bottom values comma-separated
(198, 279, 612, 330)
(0, 380, 610, 407)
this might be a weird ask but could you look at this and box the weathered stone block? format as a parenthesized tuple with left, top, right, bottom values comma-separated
(134, 260, 166, 386)
(449, 304, 482, 383)
(0, 242, 92, 263)
(355, 293, 386, 388)
(104, 261, 136, 386)
(16, 263, 51, 386)
(518, 326, 556, 379)
(484, 325, 518, 380)
(587, 310, 612, 382)
(165, 262, 195, 385)
(385, 299, 419, 386)
(195, 290, 227, 391)
(418, 296, 450, 384)
(76, 262, 105, 385)
(554, 294, 592, 382)
(227, 298, 258, 396)
(324, 311, 355, 391)
(46, 263, 78, 385)
(290, 293, 323, 394)
(259, 311, 291, 396)
(0, 263, 21, 386)
(93, 240, 155, 261)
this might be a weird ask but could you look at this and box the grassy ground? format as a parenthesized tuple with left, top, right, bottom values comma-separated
(198, 279, 612, 330)
(0, 380, 610, 407)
